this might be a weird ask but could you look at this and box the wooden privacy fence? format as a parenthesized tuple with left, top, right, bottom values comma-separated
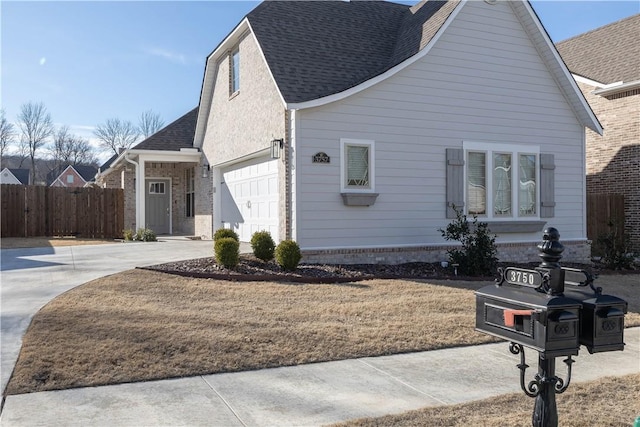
(586, 193, 625, 245)
(1, 185, 124, 238)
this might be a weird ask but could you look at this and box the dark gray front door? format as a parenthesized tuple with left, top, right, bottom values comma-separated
(145, 179, 170, 234)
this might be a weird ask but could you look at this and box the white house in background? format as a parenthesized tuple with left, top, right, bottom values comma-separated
(0, 168, 30, 185)
(193, 0, 601, 264)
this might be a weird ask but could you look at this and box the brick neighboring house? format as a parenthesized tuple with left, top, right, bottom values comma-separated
(95, 108, 206, 236)
(48, 164, 98, 188)
(556, 14, 640, 251)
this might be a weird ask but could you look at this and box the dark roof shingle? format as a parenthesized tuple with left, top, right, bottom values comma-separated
(556, 14, 640, 84)
(247, 0, 459, 103)
(133, 107, 198, 151)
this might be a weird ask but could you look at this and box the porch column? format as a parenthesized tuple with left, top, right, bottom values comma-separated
(136, 158, 146, 230)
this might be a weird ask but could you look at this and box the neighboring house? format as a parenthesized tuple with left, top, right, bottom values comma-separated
(48, 164, 98, 188)
(95, 108, 205, 235)
(556, 14, 640, 252)
(0, 168, 30, 185)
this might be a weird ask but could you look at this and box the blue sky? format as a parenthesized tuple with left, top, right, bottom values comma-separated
(1, 1, 638, 162)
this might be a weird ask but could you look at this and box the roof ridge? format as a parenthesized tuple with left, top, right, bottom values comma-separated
(557, 13, 640, 45)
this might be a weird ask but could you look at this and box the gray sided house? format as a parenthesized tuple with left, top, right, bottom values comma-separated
(96, 108, 211, 236)
(193, 0, 601, 264)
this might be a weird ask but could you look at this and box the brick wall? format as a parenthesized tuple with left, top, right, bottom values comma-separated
(301, 241, 591, 265)
(579, 81, 640, 251)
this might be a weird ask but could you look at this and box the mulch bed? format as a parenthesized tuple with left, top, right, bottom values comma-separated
(142, 254, 634, 284)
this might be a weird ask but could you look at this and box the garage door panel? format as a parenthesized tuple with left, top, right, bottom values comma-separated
(222, 158, 279, 242)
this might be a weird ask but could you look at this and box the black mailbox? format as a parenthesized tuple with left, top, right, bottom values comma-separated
(563, 289, 627, 354)
(474, 227, 629, 426)
(476, 279, 581, 358)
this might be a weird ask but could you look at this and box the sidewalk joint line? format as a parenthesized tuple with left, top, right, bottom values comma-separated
(357, 359, 449, 405)
(200, 376, 248, 427)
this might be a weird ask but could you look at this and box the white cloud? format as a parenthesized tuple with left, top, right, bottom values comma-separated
(39, 57, 46, 66)
(144, 47, 188, 65)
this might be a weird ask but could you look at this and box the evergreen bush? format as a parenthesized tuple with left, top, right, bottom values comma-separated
(439, 207, 498, 276)
(215, 237, 240, 268)
(135, 228, 157, 242)
(214, 228, 239, 242)
(251, 231, 276, 262)
(275, 240, 302, 271)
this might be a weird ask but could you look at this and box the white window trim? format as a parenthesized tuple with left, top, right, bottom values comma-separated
(463, 141, 540, 221)
(230, 48, 240, 96)
(340, 138, 375, 193)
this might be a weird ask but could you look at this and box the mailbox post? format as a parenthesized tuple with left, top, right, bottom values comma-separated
(475, 227, 628, 427)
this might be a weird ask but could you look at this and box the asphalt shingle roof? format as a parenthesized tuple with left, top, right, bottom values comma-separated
(133, 107, 198, 151)
(8, 168, 30, 185)
(556, 14, 640, 84)
(247, 0, 459, 103)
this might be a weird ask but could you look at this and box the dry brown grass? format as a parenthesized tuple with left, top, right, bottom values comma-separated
(334, 373, 640, 427)
(0, 237, 116, 249)
(7, 270, 639, 397)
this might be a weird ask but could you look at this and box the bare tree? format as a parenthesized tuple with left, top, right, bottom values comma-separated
(93, 118, 140, 156)
(17, 102, 54, 183)
(51, 125, 97, 166)
(138, 110, 164, 138)
(0, 109, 16, 165)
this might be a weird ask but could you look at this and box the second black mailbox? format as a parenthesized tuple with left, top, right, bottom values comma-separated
(476, 271, 582, 358)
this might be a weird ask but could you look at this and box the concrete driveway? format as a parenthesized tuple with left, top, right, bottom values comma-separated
(0, 237, 213, 393)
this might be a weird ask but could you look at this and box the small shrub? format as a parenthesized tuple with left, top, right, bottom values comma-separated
(439, 206, 498, 276)
(275, 240, 302, 271)
(123, 229, 135, 241)
(214, 228, 239, 242)
(214, 237, 240, 268)
(134, 228, 157, 242)
(251, 231, 276, 262)
(596, 221, 634, 270)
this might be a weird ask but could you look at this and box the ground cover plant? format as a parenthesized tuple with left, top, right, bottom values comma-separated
(334, 373, 640, 427)
(7, 270, 639, 396)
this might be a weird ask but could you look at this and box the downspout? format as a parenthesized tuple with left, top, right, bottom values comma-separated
(124, 154, 142, 230)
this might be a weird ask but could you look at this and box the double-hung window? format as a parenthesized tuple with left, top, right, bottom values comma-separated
(341, 139, 375, 192)
(186, 168, 195, 218)
(464, 142, 539, 220)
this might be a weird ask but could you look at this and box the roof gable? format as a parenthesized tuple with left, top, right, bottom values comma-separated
(556, 14, 639, 85)
(133, 107, 198, 151)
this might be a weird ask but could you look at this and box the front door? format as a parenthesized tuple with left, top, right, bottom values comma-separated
(145, 179, 170, 234)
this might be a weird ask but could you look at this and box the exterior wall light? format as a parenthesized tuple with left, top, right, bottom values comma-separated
(202, 163, 210, 178)
(271, 138, 284, 159)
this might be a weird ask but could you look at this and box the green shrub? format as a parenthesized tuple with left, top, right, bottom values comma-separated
(439, 207, 497, 276)
(596, 221, 634, 270)
(123, 229, 135, 241)
(214, 237, 240, 268)
(214, 228, 239, 242)
(251, 231, 276, 262)
(275, 240, 302, 271)
(134, 228, 157, 242)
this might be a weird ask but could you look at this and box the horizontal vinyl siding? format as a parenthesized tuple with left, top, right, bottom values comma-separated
(295, 0, 586, 249)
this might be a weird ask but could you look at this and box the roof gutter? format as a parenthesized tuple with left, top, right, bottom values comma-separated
(593, 80, 640, 96)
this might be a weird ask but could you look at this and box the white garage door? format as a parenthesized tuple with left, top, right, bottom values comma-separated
(222, 158, 279, 242)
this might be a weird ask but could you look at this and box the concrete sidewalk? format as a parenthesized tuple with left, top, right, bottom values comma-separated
(1, 328, 638, 426)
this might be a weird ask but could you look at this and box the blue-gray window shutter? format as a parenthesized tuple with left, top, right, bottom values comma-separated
(446, 148, 465, 218)
(540, 153, 555, 218)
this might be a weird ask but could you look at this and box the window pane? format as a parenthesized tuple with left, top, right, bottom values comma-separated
(493, 153, 512, 216)
(519, 154, 536, 215)
(232, 50, 240, 93)
(467, 152, 486, 215)
(346, 145, 369, 187)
